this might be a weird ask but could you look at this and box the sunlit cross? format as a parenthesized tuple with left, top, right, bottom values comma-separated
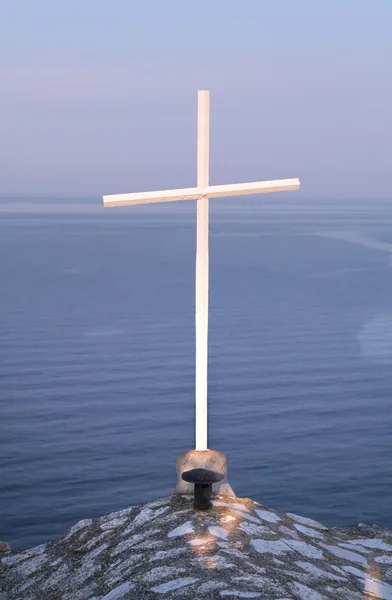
(103, 90, 300, 452)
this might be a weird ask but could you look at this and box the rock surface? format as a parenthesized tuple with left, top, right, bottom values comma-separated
(1, 494, 392, 599)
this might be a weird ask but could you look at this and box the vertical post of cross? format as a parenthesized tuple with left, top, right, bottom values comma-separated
(195, 90, 210, 451)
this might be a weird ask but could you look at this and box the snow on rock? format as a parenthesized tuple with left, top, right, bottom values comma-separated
(209, 526, 229, 540)
(142, 565, 186, 582)
(251, 538, 293, 556)
(233, 510, 262, 524)
(2, 494, 392, 599)
(131, 505, 170, 528)
(295, 560, 348, 581)
(287, 513, 327, 530)
(365, 577, 392, 600)
(167, 521, 194, 538)
(294, 524, 324, 539)
(220, 591, 262, 598)
(290, 581, 327, 599)
(62, 519, 93, 541)
(150, 577, 199, 593)
(100, 581, 135, 599)
(377, 556, 392, 565)
(212, 500, 251, 513)
(318, 542, 368, 565)
(283, 539, 325, 559)
(99, 517, 128, 531)
(347, 538, 392, 552)
(254, 509, 281, 523)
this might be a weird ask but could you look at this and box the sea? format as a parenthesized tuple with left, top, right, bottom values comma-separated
(1, 196, 392, 551)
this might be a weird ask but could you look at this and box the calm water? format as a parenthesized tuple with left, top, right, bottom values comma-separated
(1, 197, 392, 550)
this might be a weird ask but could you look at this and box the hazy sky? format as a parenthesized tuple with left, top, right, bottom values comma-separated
(1, 0, 391, 198)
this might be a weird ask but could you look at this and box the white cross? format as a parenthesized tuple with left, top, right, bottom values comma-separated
(103, 90, 300, 452)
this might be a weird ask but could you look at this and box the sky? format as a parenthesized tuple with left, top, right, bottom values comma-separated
(0, 0, 391, 199)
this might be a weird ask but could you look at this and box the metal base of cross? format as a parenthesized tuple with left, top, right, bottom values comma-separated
(173, 449, 235, 497)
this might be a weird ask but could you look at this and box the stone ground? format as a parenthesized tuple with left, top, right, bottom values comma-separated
(1, 494, 392, 599)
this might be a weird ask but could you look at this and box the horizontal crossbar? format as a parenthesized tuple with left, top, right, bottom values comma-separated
(103, 178, 300, 208)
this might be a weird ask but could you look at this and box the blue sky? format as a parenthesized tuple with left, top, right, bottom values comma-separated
(1, 0, 391, 198)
